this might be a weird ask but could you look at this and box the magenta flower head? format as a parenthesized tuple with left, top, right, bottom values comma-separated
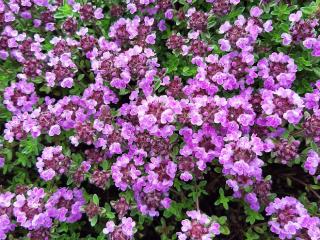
(0, 214, 15, 240)
(103, 217, 136, 240)
(133, 180, 171, 217)
(219, 134, 273, 201)
(109, 17, 139, 43)
(13, 187, 52, 230)
(219, 135, 266, 178)
(32, 98, 60, 137)
(4, 80, 38, 114)
(111, 154, 142, 191)
(303, 112, 320, 145)
(180, 124, 224, 170)
(285, 11, 318, 45)
(36, 146, 71, 181)
(304, 150, 320, 178)
(266, 196, 310, 239)
(207, 0, 240, 16)
(218, 12, 266, 52)
(51, 95, 93, 130)
(4, 112, 41, 142)
(0, 191, 14, 209)
(220, 51, 257, 87)
(257, 52, 297, 90)
(260, 88, 304, 127)
(0, 156, 4, 168)
(145, 156, 177, 192)
(137, 95, 182, 138)
(275, 139, 300, 165)
(186, 7, 208, 32)
(82, 82, 118, 109)
(177, 210, 220, 240)
(0, 191, 15, 239)
(45, 187, 85, 223)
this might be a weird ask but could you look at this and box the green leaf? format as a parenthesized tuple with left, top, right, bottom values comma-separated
(301, 4, 317, 15)
(253, 226, 266, 234)
(119, 88, 131, 95)
(314, 67, 320, 78)
(245, 207, 264, 225)
(245, 229, 260, 240)
(89, 216, 98, 227)
(164, 54, 180, 73)
(310, 185, 320, 190)
(220, 225, 230, 235)
(214, 188, 232, 210)
(163, 201, 183, 220)
(170, 133, 179, 144)
(225, 7, 245, 21)
(20, 137, 40, 156)
(0, 105, 11, 121)
(207, 15, 216, 29)
(182, 66, 197, 77)
(217, 216, 227, 225)
(54, 4, 73, 19)
(154, 77, 161, 91)
(93, 194, 99, 205)
(106, 211, 115, 219)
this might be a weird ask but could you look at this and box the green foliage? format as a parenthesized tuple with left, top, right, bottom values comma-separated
(214, 188, 232, 210)
(244, 205, 264, 225)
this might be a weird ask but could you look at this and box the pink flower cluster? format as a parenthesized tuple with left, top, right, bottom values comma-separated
(103, 217, 136, 240)
(2, 0, 320, 238)
(266, 197, 320, 239)
(177, 210, 220, 240)
(36, 146, 70, 181)
(0, 187, 84, 239)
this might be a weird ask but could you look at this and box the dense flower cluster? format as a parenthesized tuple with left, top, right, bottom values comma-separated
(266, 197, 320, 239)
(103, 217, 136, 240)
(177, 210, 220, 240)
(1, 0, 320, 239)
(0, 187, 84, 239)
(36, 146, 70, 181)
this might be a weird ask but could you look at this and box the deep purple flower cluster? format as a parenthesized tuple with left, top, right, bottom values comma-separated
(45, 188, 85, 223)
(2, 0, 320, 239)
(304, 150, 320, 179)
(36, 146, 70, 181)
(4, 80, 38, 114)
(266, 197, 320, 239)
(103, 217, 136, 240)
(177, 210, 220, 240)
(0, 187, 84, 239)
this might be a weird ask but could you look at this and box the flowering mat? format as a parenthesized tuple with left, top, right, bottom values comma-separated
(2, 0, 320, 239)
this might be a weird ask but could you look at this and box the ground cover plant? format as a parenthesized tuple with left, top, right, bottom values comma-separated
(1, 0, 320, 239)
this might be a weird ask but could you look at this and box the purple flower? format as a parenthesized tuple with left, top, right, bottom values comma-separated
(281, 33, 292, 46)
(4, 112, 41, 142)
(0, 214, 15, 240)
(13, 187, 51, 230)
(145, 156, 177, 192)
(45, 188, 85, 223)
(103, 217, 136, 239)
(0, 157, 4, 168)
(266, 196, 310, 239)
(177, 210, 220, 240)
(289, 11, 302, 22)
(304, 150, 320, 176)
(4, 80, 38, 114)
(133, 181, 171, 217)
(111, 154, 142, 191)
(257, 52, 297, 90)
(36, 146, 70, 181)
(260, 88, 304, 127)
